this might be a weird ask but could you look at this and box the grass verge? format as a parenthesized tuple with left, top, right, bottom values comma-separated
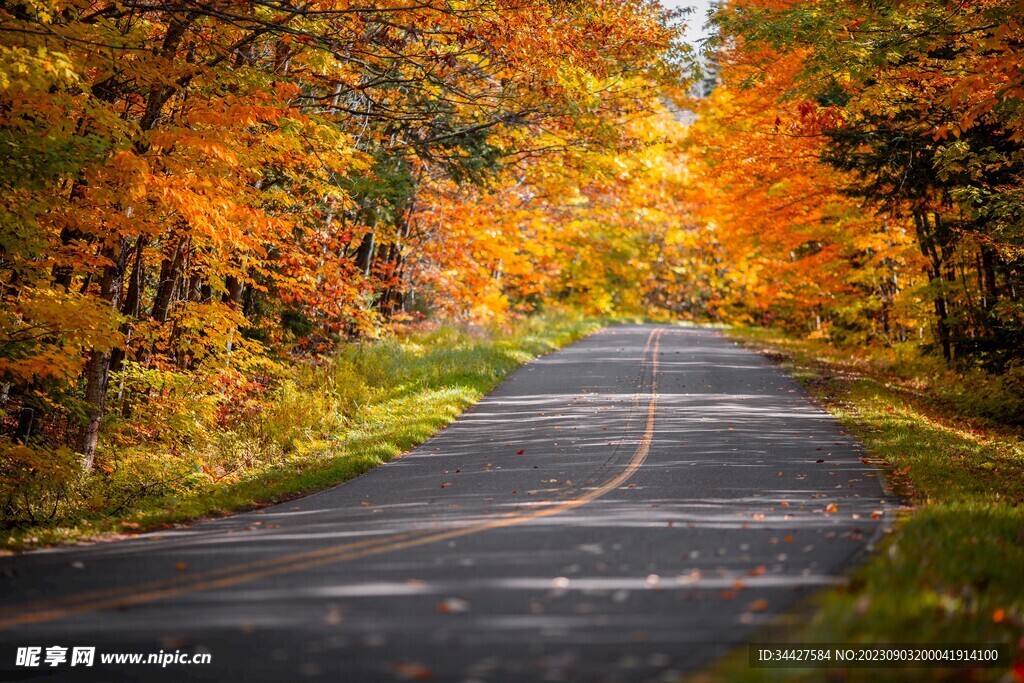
(1, 314, 603, 552)
(695, 327, 1024, 682)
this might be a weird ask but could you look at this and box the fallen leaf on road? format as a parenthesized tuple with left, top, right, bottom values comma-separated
(749, 599, 770, 612)
(677, 571, 702, 584)
(825, 503, 838, 513)
(435, 598, 470, 614)
(175, 562, 187, 571)
(390, 662, 435, 681)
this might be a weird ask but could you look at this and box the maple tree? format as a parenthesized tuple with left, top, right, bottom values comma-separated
(684, 47, 926, 344)
(677, 0, 1024, 372)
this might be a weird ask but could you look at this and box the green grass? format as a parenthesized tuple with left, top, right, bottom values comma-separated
(694, 327, 1024, 682)
(1, 314, 604, 552)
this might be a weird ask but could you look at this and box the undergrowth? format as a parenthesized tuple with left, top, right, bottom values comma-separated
(1, 313, 602, 551)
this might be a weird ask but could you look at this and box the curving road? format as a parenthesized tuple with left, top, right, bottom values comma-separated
(0, 325, 893, 682)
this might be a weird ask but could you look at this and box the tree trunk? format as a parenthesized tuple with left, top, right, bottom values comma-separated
(980, 244, 999, 309)
(913, 210, 953, 362)
(151, 238, 186, 322)
(121, 236, 148, 320)
(223, 275, 244, 308)
(354, 230, 376, 277)
(77, 242, 129, 466)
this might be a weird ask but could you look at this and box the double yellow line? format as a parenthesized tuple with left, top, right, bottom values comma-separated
(0, 329, 662, 630)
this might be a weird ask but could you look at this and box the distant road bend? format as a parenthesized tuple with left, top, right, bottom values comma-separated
(0, 325, 893, 682)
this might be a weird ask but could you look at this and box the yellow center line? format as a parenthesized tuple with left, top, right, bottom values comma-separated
(0, 531, 428, 619)
(0, 329, 662, 630)
(576, 323, 658, 490)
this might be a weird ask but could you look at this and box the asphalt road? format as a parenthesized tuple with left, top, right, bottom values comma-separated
(0, 325, 894, 682)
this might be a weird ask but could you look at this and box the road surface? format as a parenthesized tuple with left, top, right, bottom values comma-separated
(0, 325, 893, 682)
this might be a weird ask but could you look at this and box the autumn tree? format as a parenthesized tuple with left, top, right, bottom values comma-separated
(711, 0, 1024, 363)
(0, 0, 681, 515)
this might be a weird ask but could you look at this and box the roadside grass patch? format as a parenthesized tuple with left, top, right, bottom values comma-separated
(695, 327, 1024, 682)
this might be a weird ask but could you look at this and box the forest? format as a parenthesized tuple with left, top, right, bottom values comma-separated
(1, 0, 1022, 543)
